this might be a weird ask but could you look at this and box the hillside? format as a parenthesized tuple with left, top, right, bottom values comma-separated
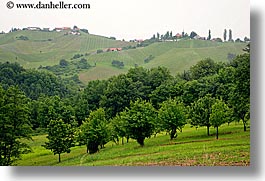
(0, 30, 134, 68)
(81, 40, 246, 82)
(0, 31, 247, 83)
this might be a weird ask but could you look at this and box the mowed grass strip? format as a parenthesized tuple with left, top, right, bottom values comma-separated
(16, 122, 250, 166)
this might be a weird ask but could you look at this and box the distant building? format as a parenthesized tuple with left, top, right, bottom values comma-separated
(42, 28, 50, 32)
(175, 33, 182, 38)
(107, 48, 122, 52)
(63, 27, 71, 31)
(54, 27, 71, 32)
(54, 28, 63, 32)
(27, 27, 41, 31)
(198, 37, 206, 40)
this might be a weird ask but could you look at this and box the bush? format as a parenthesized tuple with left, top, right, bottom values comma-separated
(97, 49, 103, 54)
(111, 60, 124, 69)
(17, 35, 29, 41)
(144, 55, 155, 63)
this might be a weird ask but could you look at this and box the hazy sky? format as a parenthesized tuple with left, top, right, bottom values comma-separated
(0, 0, 250, 40)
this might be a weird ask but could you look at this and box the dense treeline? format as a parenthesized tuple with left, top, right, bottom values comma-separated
(0, 45, 250, 164)
(0, 62, 72, 99)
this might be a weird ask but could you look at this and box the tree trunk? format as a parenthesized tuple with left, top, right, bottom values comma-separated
(170, 128, 177, 140)
(126, 136, 129, 143)
(137, 137, 144, 146)
(207, 125, 210, 136)
(216, 126, 218, 139)
(59, 153, 61, 162)
(86, 140, 89, 153)
(243, 122, 247, 132)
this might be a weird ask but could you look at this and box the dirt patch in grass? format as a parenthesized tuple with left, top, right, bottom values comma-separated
(133, 160, 250, 166)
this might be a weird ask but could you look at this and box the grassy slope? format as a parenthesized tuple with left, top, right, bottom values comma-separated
(16, 123, 250, 166)
(80, 40, 246, 83)
(0, 30, 134, 68)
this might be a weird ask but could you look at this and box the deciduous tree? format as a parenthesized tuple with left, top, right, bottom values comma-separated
(210, 99, 232, 139)
(121, 99, 156, 146)
(158, 98, 186, 140)
(79, 108, 109, 154)
(189, 94, 216, 136)
(43, 119, 75, 162)
(0, 86, 32, 165)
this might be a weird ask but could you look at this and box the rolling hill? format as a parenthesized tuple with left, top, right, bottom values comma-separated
(0, 30, 247, 83)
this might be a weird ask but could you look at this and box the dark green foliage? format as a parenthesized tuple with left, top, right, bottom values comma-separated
(150, 79, 184, 109)
(122, 45, 137, 50)
(147, 67, 173, 91)
(17, 35, 29, 41)
(79, 108, 109, 154)
(59, 59, 69, 67)
(111, 60, 124, 69)
(144, 55, 155, 63)
(207, 30, 211, 40)
(228, 29, 233, 41)
(158, 99, 186, 140)
(18, 70, 69, 100)
(71, 54, 83, 60)
(224, 29, 227, 41)
(120, 99, 156, 146)
(190, 31, 197, 39)
(83, 80, 108, 112)
(227, 53, 236, 61)
(74, 80, 108, 125)
(39, 58, 91, 79)
(97, 49, 103, 54)
(189, 58, 221, 80)
(100, 74, 142, 118)
(0, 62, 70, 100)
(80, 29, 89, 34)
(229, 53, 250, 131)
(77, 58, 90, 69)
(182, 80, 203, 105)
(109, 37, 116, 40)
(109, 114, 128, 145)
(35, 96, 76, 128)
(43, 119, 75, 162)
(0, 86, 32, 165)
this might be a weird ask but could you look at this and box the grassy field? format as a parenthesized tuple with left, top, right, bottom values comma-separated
(16, 122, 250, 166)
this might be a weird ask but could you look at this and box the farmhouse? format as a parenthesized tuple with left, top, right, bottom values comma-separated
(107, 48, 122, 52)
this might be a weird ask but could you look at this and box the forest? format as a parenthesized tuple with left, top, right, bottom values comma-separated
(0, 45, 249, 165)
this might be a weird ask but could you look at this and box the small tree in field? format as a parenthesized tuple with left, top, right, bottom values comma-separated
(43, 119, 75, 162)
(210, 100, 232, 139)
(189, 94, 216, 136)
(158, 98, 186, 140)
(121, 99, 156, 146)
(79, 108, 109, 154)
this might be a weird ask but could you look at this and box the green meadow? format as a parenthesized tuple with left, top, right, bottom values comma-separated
(16, 123, 250, 166)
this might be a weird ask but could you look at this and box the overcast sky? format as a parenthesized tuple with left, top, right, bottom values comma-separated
(0, 0, 249, 40)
